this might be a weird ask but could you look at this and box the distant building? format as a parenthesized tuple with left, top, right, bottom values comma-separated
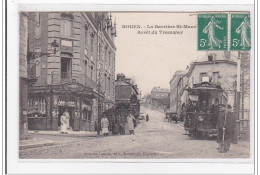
(150, 87, 170, 112)
(115, 73, 140, 115)
(169, 71, 185, 113)
(176, 71, 189, 116)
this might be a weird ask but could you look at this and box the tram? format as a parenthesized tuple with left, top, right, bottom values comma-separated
(184, 82, 227, 139)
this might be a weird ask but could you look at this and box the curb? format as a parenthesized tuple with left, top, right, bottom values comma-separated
(30, 132, 98, 138)
(19, 138, 55, 150)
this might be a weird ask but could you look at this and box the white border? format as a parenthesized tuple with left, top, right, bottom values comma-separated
(6, 1, 256, 174)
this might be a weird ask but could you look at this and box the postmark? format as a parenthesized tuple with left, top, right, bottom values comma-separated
(198, 14, 228, 50)
(231, 13, 251, 51)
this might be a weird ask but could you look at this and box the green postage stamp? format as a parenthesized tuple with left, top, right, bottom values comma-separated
(231, 13, 251, 51)
(198, 14, 228, 51)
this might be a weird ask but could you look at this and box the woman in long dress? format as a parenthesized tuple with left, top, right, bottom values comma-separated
(60, 114, 68, 134)
(63, 109, 70, 129)
(101, 116, 109, 136)
(127, 114, 135, 135)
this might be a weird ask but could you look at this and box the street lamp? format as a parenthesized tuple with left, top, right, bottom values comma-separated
(96, 82, 102, 135)
(28, 40, 59, 59)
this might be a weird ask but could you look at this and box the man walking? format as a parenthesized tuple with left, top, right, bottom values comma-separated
(217, 104, 235, 153)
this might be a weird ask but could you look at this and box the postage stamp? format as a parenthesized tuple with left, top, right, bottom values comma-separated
(231, 13, 251, 51)
(198, 14, 228, 50)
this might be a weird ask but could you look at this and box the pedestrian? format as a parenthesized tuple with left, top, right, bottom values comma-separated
(63, 109, 70, 129)
(193, 101, 200, 112)
(60, 113, 68, 134)
(185, 100, 194, 128)
(216, 104, 235, 153)
(201, 101, 208, 113)
(180, 103, 187, 122)
(210, 98, 220, 128)
(119, 115, 125, 135)
(127, 112, 135, 135)
(146, 114, 149, 122)
(114, 115, 120, 135)
(101, 115, 109, 136)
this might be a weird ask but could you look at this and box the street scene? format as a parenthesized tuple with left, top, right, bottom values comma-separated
(19, 12, 251, 159)
(20, 106, 250, 159)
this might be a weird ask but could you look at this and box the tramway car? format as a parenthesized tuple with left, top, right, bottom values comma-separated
(184, 82, 227, 139)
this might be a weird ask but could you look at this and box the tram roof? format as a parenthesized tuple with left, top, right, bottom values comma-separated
(185, 82, 224, 92)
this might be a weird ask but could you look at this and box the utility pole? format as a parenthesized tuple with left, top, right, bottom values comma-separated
(236, 51, 241, 140)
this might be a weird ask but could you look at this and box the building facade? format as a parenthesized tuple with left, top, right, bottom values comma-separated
(26, 12, 116, 131)
(169, 71, 185, 113)
(19, 12, 29, 139)
(115, 73, 139, 104)
(186, 52, 237, 106)
(150, 87, 170, 112)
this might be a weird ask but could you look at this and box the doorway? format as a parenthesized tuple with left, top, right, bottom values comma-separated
(58, 106, 75, 128)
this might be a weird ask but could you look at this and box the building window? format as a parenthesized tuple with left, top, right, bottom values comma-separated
(108, 52, 111, 66)
(85, 26, 88, 46)
(90, 66, 93, 79)
(208, 54, 213, 61)
(84, 60, 88, 76)
(35, 13, 41, 39)
(105, 48, 107, 63)
(90, 33, 94, 53)
(212, 72, 219, 83)
(104, 74, 107, 90)
(61, 58, 71, 80)
(200, 73, 209, 82)
(108, 77, 111, 92)
(61, 16, 73, 38)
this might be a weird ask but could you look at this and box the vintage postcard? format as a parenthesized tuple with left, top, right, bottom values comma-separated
(18, 11, 252, 159)
(4, 1, 256, 174)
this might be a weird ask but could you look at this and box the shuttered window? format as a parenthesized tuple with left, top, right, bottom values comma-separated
(61, 19, 73, 37)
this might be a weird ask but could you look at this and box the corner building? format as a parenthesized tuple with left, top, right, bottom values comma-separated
(26, 12, 116, 131)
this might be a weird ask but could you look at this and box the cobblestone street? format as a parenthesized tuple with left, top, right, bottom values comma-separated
(20, 106, 250, 159)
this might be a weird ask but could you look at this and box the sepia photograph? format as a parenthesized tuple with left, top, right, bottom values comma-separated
(17, 11, 253, 160)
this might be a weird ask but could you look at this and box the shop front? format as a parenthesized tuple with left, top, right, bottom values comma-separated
(27, 82, 102, 131)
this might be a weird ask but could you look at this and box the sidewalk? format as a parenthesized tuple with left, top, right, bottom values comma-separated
(20, 138, 55, 149)
(28, 130, 98, 138)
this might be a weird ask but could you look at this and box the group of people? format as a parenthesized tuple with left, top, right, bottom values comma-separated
(101, 112, 137, 136)
(181, 98, 236, 153)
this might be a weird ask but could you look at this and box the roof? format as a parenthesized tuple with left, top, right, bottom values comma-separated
(186, 59, 237, 77)
(185, 82, 223, 92)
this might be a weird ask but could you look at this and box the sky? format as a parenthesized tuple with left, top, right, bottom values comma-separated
(112, 13, 206, 95)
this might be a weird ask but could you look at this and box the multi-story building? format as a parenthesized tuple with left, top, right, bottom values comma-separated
(169, 71, 185, 113)
(186, 51, 237, 105)
(176, 70, 189, 116)
(115, 73, 139, 107)
(26, 12, 116, 131)
(19, 12, 29, 139)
